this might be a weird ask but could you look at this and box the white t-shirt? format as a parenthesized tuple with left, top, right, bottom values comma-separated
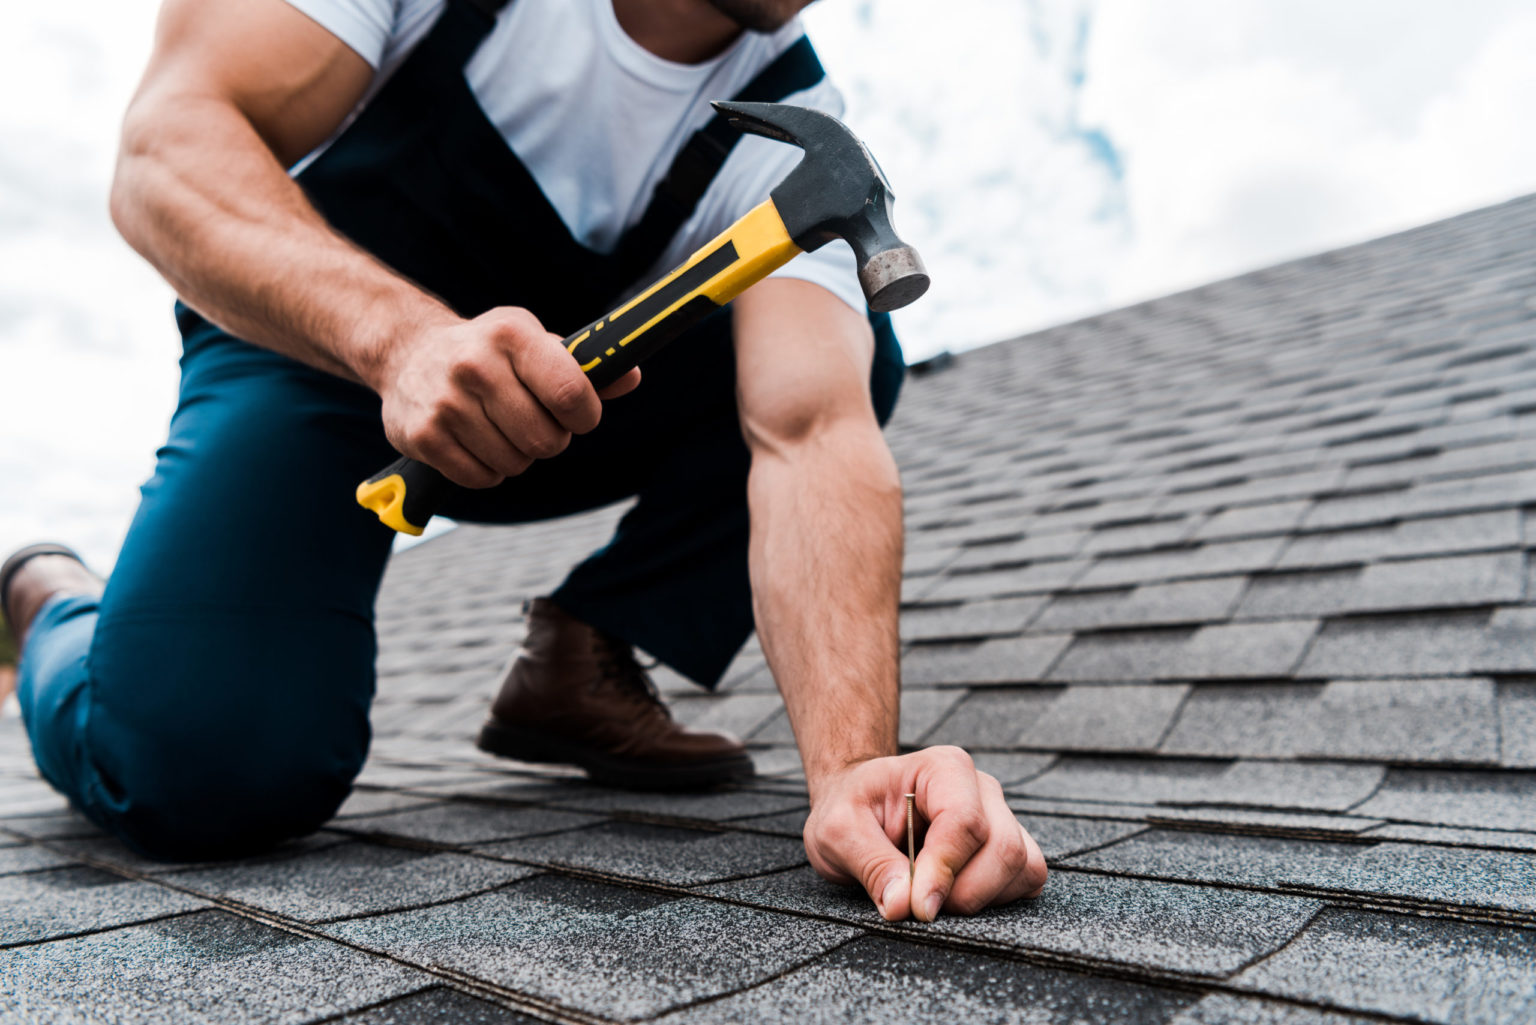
(286, 0, 865, 312)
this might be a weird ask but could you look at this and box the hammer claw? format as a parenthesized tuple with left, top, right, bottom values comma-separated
(710, 101, 930, 313)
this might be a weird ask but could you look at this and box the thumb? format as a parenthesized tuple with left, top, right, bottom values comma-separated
(814, 812, 915, 922)
(596, 366, 641, 400)
(859, 840, 915, 923)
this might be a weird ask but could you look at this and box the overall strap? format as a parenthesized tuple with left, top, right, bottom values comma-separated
(614, 35, 826, 282)
(462, 0, 513, 19)
(416, 0, 515, 71)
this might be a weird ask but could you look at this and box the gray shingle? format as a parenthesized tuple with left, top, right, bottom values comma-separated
(1066, 831, 1359, 888)
(1156, 470, 1346, 517)
(0, 844, 73, 876)
(668, 693, 783, 739)
(1301, 469, 1536, 530)
(1049, 621, 1317, 681)
(331, 789, 438, 820)
(899, 688, 967, 745)
(165, 841, 537, 922)
(1076, 538, 1287, 589)
(0, 866, 206, 946)
(1233, 907, 1536, 1023)
(652, 935, 1196, 1025)
(1324, 842, 1536, 912)
(0, 911, 429, 1024)
(325, 876, 858, 1020)
(1033, 576, 1247, 631)
(1069, 830, 1536, 912)
(1018, 757, 1385, 812)
(947, 531, 1089, 570)
(970, 751, 1059, 786)
(909, 871, 1324, 978)
(479, 820, 805, 885)
(705, 865, 1322, 977)
(1296, 611, 1490, 677)
(1501, 681, 1536, 768)
(1363, 822, 1536, 851)
(1235, 552, 1524, 619)
(0, 810, 101, 842)
(1012, 796, 1384, 836)
(1026, 816, 1147, 861)
(1168, 993, 1378, 1025)
(901, 634, 1073, 685)
(726, 807, 807, 837)
(899, 596, 1046, 641)
(340, 803, 599, 846)
(1194, 501, 1312, 541)
(1080, 516, 1201, 556)
(548, 787, 808, 823)
(1475, 607, 1536, 673)
(930, 684, 1188, 752)
(1159, 679, 1501, 764)
(923, 562, 1090, 602)
(333, 987, 544, 1025)
(1352, 769, 1536, 830)
(45, 832, 346, 878)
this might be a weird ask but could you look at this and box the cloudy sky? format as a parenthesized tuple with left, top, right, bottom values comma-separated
(2, 0, 1534, 569)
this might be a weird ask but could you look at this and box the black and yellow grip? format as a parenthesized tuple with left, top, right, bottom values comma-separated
(357, 199, 803, 535)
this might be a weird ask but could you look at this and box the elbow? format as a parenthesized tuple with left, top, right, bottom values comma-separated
(108, 103, 156, 248)
(745, 392, 902, 494)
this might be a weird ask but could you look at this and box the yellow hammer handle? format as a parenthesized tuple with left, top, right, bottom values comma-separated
(357, 198, 804, 534)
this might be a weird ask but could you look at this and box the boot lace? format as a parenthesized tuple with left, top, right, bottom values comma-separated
(590, 632, 670, 717)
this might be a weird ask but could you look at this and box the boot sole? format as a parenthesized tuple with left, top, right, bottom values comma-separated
(1, 543, 86, 628)
(475, 717, 756, 792)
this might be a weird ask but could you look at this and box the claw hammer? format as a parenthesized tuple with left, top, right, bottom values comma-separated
(357, 100, 930, 535)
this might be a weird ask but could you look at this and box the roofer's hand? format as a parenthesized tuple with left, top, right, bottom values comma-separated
(803, 746, 1047, 922)
(375, 307, 641, 488)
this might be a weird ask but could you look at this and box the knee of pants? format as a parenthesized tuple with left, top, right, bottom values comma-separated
(85, 609, 378, 862)
(107, 717, 368, 862)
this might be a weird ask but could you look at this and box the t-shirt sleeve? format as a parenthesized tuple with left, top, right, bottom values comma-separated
(705, 78, 869, 316)
(282, 0, 398, 68)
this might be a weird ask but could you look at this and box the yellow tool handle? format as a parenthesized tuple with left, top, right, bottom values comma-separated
(358, 198, 803, 535)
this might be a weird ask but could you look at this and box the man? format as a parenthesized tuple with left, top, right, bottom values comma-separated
(2, 0, 1046, 922)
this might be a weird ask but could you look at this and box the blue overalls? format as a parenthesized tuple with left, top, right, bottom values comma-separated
(17, 0, 903, 860)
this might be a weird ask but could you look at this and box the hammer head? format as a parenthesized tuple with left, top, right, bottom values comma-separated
(712, 100, 930, 313)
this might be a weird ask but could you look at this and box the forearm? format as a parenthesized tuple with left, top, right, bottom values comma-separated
(748, 417, 904, 800)
(110, 92, 454, 387)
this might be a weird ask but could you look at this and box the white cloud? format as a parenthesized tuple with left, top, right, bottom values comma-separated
(1079, 0, 1536, 304)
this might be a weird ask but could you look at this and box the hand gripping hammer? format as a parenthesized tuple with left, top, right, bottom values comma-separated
(356, 100, 930, 535)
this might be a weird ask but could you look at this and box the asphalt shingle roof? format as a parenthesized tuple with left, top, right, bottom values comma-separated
(4, 194, 1536, 1022)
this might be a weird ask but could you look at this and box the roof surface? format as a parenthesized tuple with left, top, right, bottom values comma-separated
(4, 195, 1536, 1023)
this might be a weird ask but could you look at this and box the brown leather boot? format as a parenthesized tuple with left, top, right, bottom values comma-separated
(1, 544, 104, 651)
(476, 598, 755, 790)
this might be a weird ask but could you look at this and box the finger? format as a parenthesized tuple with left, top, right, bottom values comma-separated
(476, 377, 571, 462)
(432, 396, 535, 479)
(911, 747, 987, 922)
(1021, 823, 1047, 898)
(510, 332, 603, 434)
(946, 777, 1045, 914)
(596, 366, 642, 400)
(411, 431, 503, 490)
(808, 808, 916, 922)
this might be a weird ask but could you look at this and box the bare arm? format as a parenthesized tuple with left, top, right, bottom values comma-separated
(111, 0, 637, 487)
(735, 278, 1046, 921)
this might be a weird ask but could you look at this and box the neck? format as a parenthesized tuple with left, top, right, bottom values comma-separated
(610, 0, 744, 63)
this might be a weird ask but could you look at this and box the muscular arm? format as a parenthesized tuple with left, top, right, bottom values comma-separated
(111, 0, 636, 487)
(735, 279, 1047, 921)
(111, 0, 434, 383)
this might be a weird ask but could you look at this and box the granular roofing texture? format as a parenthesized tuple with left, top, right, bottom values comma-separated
(4, 193, 1536, 1023)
